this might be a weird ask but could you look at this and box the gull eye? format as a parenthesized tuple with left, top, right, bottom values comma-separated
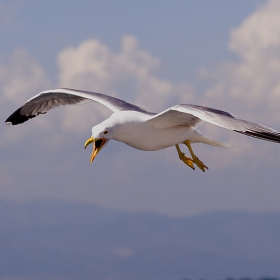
(104, 130, 108, 135)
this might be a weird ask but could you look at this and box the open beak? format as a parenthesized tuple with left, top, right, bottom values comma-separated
(84, 137, 107, 163)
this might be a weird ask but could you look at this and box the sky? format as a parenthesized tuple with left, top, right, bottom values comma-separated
(1, 0, 280, 217)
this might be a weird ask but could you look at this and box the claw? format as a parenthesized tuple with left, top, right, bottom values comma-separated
(192, 155, 208, 172)
(183, 140, 209, 172)
(180, 153, 195, 170)
(175, 144, 195, 170)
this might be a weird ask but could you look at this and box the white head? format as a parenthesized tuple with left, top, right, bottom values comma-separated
(84, 121, 114, 163)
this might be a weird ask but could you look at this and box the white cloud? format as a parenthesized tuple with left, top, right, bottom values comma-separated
(227, 0, 280, 111)
(2, 36, 194, 147)
(1, 49, 50, 103)
(229, 0, 280, 61)
(203, 0, 280, 114)
(1, 49, 50, 144)
(198, 0, 280, 162)
(58, 39, 113, 93)
(57, 35, 194, 132)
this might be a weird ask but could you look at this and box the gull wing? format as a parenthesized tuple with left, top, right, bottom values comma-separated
(148, 104, 280, 143)
(5, 88, 148, 125)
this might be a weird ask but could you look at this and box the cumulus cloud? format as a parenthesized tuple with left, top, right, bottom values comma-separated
(57, 35, 194, 132)
(229, 0, 280, 61)
(199, 0, 280, 161)
(1, 49, 50, 144)
(227, 0, 280, 111)
(2, 35, 194, 146)
(1, 49, 50, 103)
(203, 0, 280, 116)
(57, 35, 175, 106)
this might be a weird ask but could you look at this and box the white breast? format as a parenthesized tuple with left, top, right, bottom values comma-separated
(110, 111, 196, 151)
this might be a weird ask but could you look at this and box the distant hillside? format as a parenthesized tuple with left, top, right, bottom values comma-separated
(0, 200, 279, 280)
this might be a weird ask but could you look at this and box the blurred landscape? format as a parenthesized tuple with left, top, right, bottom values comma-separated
(0, 199, 279, 280)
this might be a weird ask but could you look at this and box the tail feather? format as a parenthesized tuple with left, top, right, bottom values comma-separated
(196, 136, 233, 148)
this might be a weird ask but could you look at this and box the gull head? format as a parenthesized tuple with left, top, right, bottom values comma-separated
(84, 122, 113, 163)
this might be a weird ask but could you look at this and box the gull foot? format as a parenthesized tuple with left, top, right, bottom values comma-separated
(192, 156, 208, 172)
(179, 153, 195, 170)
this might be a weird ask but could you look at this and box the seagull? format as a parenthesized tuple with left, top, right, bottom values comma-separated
(5, 88, 280, 172)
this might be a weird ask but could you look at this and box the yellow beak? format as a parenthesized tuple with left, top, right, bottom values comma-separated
(84, 137, 106, 163)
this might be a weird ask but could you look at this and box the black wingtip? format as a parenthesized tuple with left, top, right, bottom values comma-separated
(5, 107, 36, 125)
(235, 130, 280, 144)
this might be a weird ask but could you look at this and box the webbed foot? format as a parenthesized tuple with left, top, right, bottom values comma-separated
(183, 140, 209, 172)
(175, 144, 195, 170)
(192, 155, 208, 172)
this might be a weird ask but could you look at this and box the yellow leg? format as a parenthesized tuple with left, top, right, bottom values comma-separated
(175, 144, 195, 170)
(183, 140, 208, 172)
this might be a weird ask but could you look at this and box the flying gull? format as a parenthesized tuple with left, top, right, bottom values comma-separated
(5, 88, 280, 172)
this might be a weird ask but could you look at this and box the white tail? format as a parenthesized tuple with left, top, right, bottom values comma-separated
(200, 136, 233, 148)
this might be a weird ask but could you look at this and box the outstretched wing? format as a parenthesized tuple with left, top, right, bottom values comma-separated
(5, 88, 148, 125)
(148, 104, 280, 143)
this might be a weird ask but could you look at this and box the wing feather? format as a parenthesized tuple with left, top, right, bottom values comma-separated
(148, 104, 280, 144)
(5, 88, 148, 125)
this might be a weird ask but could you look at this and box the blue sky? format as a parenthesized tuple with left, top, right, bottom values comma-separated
(2, 0, 280, 217)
